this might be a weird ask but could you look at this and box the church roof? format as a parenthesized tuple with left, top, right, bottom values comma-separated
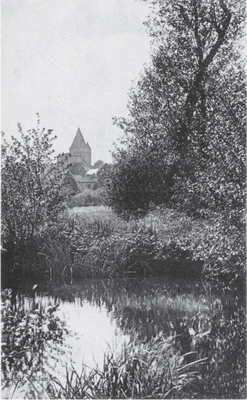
(70, 128, 87, 151)
(86, 168, 99, 176)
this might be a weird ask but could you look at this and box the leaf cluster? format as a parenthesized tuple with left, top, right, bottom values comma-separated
(1, 117, 67, 249)
(1, 289, 67, 385)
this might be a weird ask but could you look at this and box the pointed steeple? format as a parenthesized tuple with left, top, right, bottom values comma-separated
(69, 127, 86, 152)
(69, 127, 91, 168)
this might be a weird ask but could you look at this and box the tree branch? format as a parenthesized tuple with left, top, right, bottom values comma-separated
(185, 1, 231, 122)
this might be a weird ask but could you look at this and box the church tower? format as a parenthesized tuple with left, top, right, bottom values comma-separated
(69, 128, 91, 168)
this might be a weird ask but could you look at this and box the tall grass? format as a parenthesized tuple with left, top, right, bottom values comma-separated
(3, 204, 243, 287)
(10, 336, 207, 399)
(42, 240, 74, 284)
(38, 206, 226, 284)
(2, 279, 245, 399)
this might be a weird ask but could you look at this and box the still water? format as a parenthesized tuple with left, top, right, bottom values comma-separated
(23, 276, 235, 379)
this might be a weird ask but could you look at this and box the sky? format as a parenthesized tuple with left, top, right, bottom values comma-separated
(1, 0, 151, 164)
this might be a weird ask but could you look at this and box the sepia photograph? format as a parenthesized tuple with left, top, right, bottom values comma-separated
(1, 0, 246, 398)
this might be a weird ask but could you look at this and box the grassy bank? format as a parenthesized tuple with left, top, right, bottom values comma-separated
(45, 205, 244, 285)
(37, 206, 204, 284)
(2, 205, 244, 287)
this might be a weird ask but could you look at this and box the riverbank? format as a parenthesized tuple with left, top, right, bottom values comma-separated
(2, 201, 245, 398)
(2, 205, 244, 289)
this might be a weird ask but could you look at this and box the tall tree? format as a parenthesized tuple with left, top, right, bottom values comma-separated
(107, 0, 245, 220)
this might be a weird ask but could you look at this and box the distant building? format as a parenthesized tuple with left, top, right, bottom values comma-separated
(58, 128, 104, 194)
(69, 127, 91, 168)
(73, 173, 98, 191)
(57, 127, 92, 172)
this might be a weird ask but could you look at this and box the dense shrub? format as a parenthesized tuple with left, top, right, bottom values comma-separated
(143, 206, 245, 285)
(2, 200, 244, 286)
(19, 204, 240, 285)
(67, 188, 104, 207)
(39, 208, 199, 284)
(1, 117, 67, 286)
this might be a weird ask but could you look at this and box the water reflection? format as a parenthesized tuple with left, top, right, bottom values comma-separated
(22, 276, 240, 377)
(56, 300, 130, 371)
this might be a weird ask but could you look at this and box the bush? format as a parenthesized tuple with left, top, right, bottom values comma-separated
(1, 116, 67, 286)
(36, 204, 244, 284)
(40, 208, 201, 283)
(67, 188, 104, 207)
(3, 200, 243, 285)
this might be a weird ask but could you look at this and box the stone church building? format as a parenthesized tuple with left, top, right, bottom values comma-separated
(69, 127, 91, 169)
(58, 128, 104, 194)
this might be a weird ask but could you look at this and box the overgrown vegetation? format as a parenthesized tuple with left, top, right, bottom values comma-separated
(2, 336, 206, 399)
(1, 115, 69, 287)
(34, 205, 243, 286)
(35, 208, 195, 284)
(43, 340, 207, 399)
(2, 196, 244, 286)
(67, 188, 104, 208)
(1, 288, 67, 397)
(105, 0, 246, 281)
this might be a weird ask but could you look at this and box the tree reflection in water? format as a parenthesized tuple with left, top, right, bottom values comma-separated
(18, 275, 245, 397)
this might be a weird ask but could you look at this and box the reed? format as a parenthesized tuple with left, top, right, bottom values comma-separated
(11, 336, 207, 399)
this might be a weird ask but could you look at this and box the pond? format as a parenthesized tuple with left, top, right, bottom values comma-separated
(3, 274, 245, 399)
(20, 275, 240, 381)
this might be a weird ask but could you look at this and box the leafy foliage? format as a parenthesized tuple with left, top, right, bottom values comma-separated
(107, 0, 245, 219)
(67, 188, 104, 208)
(105, 0, 245, 281)
(1, 116, 68, 283)
(105, 146, 174, 217)
(33, 204, 242, 285)
(1, 289, 67, 386)
(39, 207, 198, 283)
